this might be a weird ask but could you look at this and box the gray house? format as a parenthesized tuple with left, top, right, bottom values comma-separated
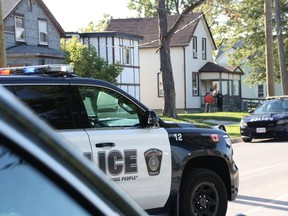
(1, 0, 65, 66)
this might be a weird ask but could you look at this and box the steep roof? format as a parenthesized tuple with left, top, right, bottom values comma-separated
(106, 13, 214, 48)
(1, 0, 65, 37)
(1, 0, 21, 19)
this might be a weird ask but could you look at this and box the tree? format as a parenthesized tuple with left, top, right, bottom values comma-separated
(0, 0, 6, 67)
(264, 0, 275, 96)
(129, 0, 211, 118)
(157, 0, 206, 118)
(274, 0, 288, 95)
(60, 36, 122, 83)
(203, 0, 288, 87)
(79, 14, 112, 32)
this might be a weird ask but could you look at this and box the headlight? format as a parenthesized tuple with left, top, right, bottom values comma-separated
(277, 119, 288, 125)
(240, 120, 247, 127)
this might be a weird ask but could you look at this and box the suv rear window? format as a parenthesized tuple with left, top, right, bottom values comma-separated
(6, 85, 74, 129)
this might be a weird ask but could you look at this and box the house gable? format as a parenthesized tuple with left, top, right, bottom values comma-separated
(1, 0, 65, 66)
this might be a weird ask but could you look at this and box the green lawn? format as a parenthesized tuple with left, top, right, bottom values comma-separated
(160, 112, 248, 138)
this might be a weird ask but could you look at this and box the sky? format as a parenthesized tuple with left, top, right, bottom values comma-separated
(42, 0, 137, 32)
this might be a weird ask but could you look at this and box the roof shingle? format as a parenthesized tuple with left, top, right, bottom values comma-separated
(106, 13, 203, 48)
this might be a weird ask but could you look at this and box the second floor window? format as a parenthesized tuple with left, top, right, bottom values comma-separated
(202, 38, 207, 60)
(192, 36, 197, 59)
(15, 16, 25, 42)
(122, 46, 131, 65)
(38, 20, 48, 45)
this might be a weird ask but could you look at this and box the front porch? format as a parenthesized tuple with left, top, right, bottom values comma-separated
(199, 62, 244, 111)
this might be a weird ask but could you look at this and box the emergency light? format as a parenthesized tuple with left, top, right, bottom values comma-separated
(0, 64, 74, 76)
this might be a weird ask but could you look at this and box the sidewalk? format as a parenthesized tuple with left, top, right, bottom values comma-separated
(231, 137, 242, 143)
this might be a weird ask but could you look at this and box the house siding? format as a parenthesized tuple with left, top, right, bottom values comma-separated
(80, 33, 141, 100)
(185, 19, 215, 109)
(3, 0, 64, 66)
(139, 17, 216, 111)
(4, 0, 60, 49)
(216, 47, 282, 98)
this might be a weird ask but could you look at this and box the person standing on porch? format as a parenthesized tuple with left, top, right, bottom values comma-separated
(216, 91, 224, 112)
(204, 92, 214, 112)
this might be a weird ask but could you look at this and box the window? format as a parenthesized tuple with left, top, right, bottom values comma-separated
(28, 0, 33, 11)
(122, 46, 131, 65)
(79, 86, 144, 128)
(192, 72, 199, 96)
(15, 16, 25, 42)
(38, 20, 48, 45)
(157, 72, 164, 97)
(0, 144, 91, 216)
(258, 85, 264, 97)
(6, 86, 76, 129)
(192, 36, 197, 58)
(202, 38, 207, 60)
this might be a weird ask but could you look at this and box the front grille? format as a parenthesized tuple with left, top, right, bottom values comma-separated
(247, 121, 277, 127)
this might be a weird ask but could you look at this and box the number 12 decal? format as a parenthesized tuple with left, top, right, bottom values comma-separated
(174, 133, 183, 141)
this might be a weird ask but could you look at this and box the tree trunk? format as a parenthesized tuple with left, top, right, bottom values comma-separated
(274, 0, 288, 95)
(158, 0, 176, 118)
(264, 0, 275, 96)
(0, 0, 7, 67)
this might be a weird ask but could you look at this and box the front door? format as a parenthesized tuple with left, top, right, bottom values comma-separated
(77, 85, 172, 210)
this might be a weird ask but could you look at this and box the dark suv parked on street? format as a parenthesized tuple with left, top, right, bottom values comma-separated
(240, 96, 288, 142)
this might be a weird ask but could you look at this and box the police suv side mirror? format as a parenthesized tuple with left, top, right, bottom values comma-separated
(146, 111, 159, 127)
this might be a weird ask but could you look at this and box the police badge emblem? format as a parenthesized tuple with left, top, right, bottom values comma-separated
(144, 148, 163, 176)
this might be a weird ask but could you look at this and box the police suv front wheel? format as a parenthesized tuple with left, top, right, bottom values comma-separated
(180, 169, 227, 216)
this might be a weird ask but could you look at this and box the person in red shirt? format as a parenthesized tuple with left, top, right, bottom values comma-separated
(204, 92, 214, 112)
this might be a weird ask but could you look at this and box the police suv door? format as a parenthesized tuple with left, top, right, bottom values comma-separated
(77, 85, 172, 210)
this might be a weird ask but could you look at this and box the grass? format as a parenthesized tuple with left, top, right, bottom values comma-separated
(160, 112, 248, 138)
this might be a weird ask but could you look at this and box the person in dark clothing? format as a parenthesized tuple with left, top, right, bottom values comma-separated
(216, 91, 224, 112)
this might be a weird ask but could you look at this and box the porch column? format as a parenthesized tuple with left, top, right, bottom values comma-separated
(219, 72, 223, 93)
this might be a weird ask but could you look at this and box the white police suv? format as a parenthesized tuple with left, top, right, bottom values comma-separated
(0, 84, 147, 216)
(0, 65, 239, 216)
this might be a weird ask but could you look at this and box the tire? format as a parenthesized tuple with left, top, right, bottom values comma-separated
(180, 169, 228, 216)
(242, 137, 252, 142)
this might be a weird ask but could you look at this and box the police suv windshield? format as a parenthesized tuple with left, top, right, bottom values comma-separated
(254, 100, 288, 114)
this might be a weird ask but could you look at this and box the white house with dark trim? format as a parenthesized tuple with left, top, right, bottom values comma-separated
(107, 13, 243, 111)
(65, 31, 143, 100)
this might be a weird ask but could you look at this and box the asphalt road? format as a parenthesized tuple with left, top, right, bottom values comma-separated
(226, 138, 288, 216)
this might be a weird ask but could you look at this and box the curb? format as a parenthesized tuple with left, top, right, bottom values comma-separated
(232, 137, 242, 143)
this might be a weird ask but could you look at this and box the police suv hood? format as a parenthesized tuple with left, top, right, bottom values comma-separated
(164, 121, 226, 131)
(242, 112, 288, 122)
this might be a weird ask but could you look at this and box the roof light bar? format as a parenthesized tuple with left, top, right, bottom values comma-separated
(0, 64, 74, 75)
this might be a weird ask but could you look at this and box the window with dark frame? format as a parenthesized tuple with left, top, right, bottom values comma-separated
(158, 72, 164, 97)
(258, 85, 264, 97)
(192, 72, 199, 96)
(192, 36, 197, 59)
(38, 20, 48, 45)
(28, 0, 33, 11)
(202, 38, 207, 60)
(15, 16, 25, 42)
(122, 46, 131, 65)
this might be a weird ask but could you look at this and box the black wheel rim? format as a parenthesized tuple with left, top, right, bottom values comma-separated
(191, 181, 219, 216)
